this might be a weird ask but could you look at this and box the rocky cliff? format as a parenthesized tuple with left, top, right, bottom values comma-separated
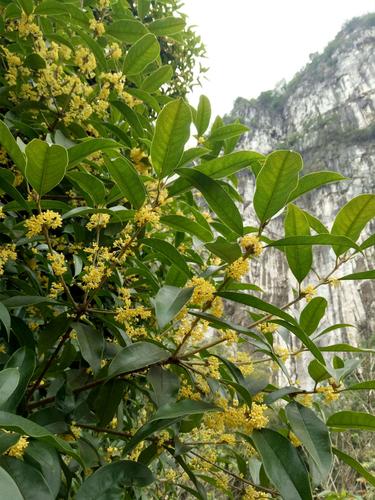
(227, 14, 375, 373)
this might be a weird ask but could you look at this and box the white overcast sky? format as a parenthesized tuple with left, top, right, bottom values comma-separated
(182, 0, 375, 117)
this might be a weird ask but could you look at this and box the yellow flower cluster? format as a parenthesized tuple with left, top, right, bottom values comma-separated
(49, 282, 64, 299)
(301, 284, 317, 302)
(296, 393, 313, 407)
(86, 213, 111, 231)
(48, 252, 67, 276)
(257, 321, 278, 334)
(240, 234, 263, 256)
(74, 46, 97, 76)
(227, 257, 249, 281)
(10, 12, 42, 39)
(114, 288, 151, 339)
(205, 400, 268, 435)
(108, 42, 122, 60)
(6, 435, 29, 458)
(229, 351, 254, 376)
(89, 18, 105, 36)
(25, 211, 62, 238)
(210, 296, 224, 318)
(0, 244, 17, 276)
(134, 206, 160, 227)
(316, 385, 340, 404)
(70, 424, 82, 440)
(188, 277, 216, 306)
(274, 345, 290, 363)
(242, 485, 270, 499)
(222, 329, 238, 344)
(327, 276, 341, 288)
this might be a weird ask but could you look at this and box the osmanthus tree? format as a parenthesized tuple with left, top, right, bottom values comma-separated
(0, 0, 374, 498)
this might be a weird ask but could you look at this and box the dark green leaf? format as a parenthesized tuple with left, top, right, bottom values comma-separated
(151, 99, 191, 178)
(286, 402, 332, 482)
(252, 428, 312, 500)
(149, 399, 218, 422)
(300, 297, 327, 335)
(161, 215, 213, 242)
(333, 447, 375, 487)
(151, 285, 193, 328)
(142, 238, 191, 277)
(4, 347, 35, 412)
(141, 65, 173, 93)
(331, 194, 375, 256)
(177, 168, 243, 235)
(254, 150, 303, 223)
(123, 33, 160, 75)
(0, 369, 20, 411)
(67, 139, 120, 169)
(268, 234, 360, 252)
(73, 322, 104, 376)
(105, 156, 146, 209)
(108, 342, 170, 379)
(147, 17, 185, 36)
(339, 270, 375, 280)
(76, 461, 154, 499)
(288, 171, 347, 202)
(0, 121, 26, 174)
(0, 466, 23, 500)
(106, 19, 148, 43)
(284, 204, 312, 282)
(205, 237, 242, 263)
(209, 123, 248, 142)
(147, 366, 180, 407)
(195, 95, 211, 136)
(68, 171, 106, 207)
(0, 303, 11, 338)
(327, 411, 375, 431)
(346, 380, 375, 390)
(25, 140, 67, 196)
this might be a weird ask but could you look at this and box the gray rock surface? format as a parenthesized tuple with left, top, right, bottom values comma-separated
(227, 15, 375, 376)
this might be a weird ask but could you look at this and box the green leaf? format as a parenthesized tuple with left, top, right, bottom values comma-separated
(25, 140, 67, 196)
(331, 194, 375, 256)
(108, 342, 170, 379)
(147, 16, 185, 36)
(300, 297, 327, 335)
(268, 234, 360, 252)
(303, 210, 329, 234)
(68, 139, 120, 168)
(205, 238, 242, 263)
(0, 456, 53, 500)
(68, 171, 106, 207)
(0, 303, 11, 338)
(0, 121, 26, 174)
(252, 428, 312, 500)
(178, 147, 211, 167)
(346, 380, 375, 390)
(123, 33, 160, 75)
(147, 366, 180, 407)
(76, 461, 154, 499)
(110, 100, 145, 138)
(150, 400, 219, 422)
(339, 270, 375, 280)
(195, 95, 211, 136)
(0, 466, 23, 500)
(333, 447, 375, 487)
(34, 1, 67, 15)
(105, 156, 146, 209)
(0, 411, 79, 461)
(288, 171, 347, 202)
(208, 123, 248, 142)
(141, 65, 173, 93)
(0, 172, 29, 211)
(177, 168, 243, 235)
(327, 411, 375, 431)
(254, 150, 303, 223)
(360, 234, 375, 250)
(137, 0, 150, 19)
(73, 322, 104, 376)
(284, 204, 312, 282)
(286, 402, 332, 482)
(4, 347, 36, 412)
(142, 238, 191, 278)
(320, 344, 375, 354)
(2, 296, 53, 308)
(217, 291, 297, 325)
(151, 99, 191, 178)
(106, 19, 148, 43)
(0, 369, 20, 411)
(24, 441, 61, 500)
(160, 215, 213, 242)
(151, 285, 193, 329)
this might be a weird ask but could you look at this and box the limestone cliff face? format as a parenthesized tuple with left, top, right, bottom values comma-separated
(227, 14, 375, 370)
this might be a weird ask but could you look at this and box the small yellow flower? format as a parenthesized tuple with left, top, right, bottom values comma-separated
(6, 436, 29, 458)
(316, 385, 340, 404)
(301, 284, 316, 302)
(48, 252, 67, 276)
(227, 257, 249, 281)
(187, 277, 215, 306)
(89, 19, 105, 36)
(289, 431, 302, 447)
(240, 234, 263, 256)
(25, 211, 62, 238)
(134, 206, 160, 226)
(327, 276, 341, 288)
(86, 213, 111, 231)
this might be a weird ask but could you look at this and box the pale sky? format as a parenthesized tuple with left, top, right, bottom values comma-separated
(183, 0, 375, 117)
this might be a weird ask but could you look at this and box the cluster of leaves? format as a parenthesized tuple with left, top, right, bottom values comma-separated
(0, 0, 374, 498)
